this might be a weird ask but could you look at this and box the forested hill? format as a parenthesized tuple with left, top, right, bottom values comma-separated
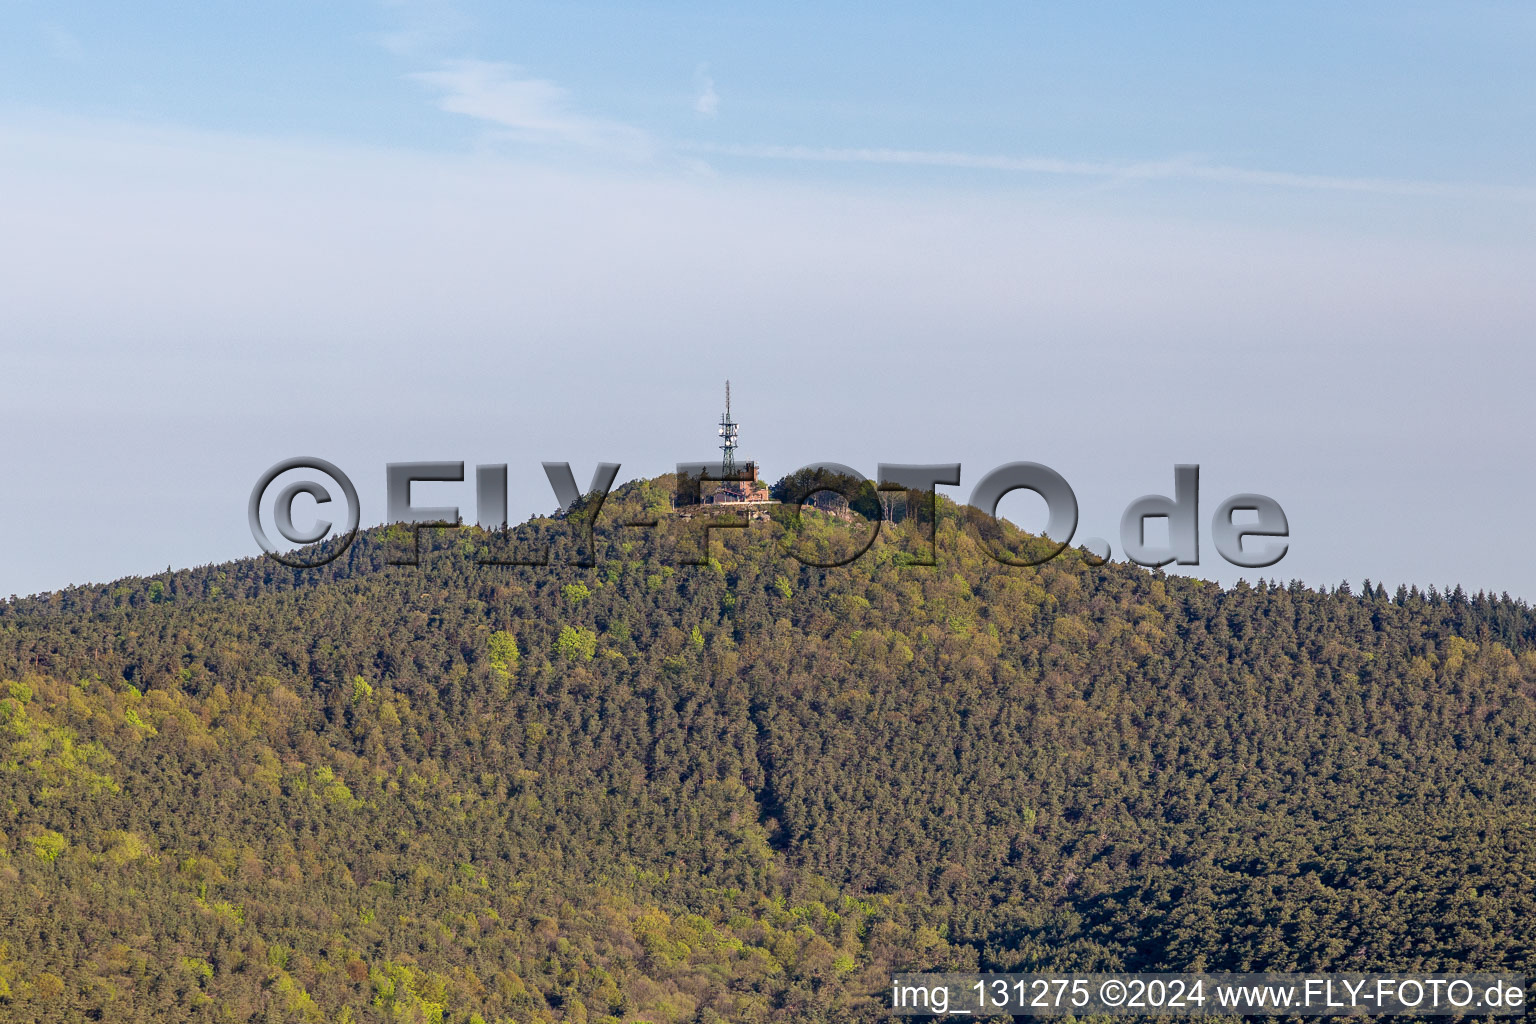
(1, 476, 1534, 1024)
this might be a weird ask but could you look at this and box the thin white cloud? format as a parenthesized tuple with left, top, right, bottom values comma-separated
(410, 59, 652, 157)
(394, 43, 1531, 202)
(693, 65, 719, 117)
(680, 142, 1536, 203)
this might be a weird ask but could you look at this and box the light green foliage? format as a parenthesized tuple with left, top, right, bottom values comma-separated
(563, 581, 591, 604)
(555, 625, 597, 662)
(486, 630, 520, 678)
(275, 971, 323, 1023)
(29, 830, 66, 862)
(314, 765, 356, 805)
(102, 830, 153, 866)
(370, 961, 449, 1023)
(773, 575, 794, 598)
(178, 955, 213, 983)
(2, 703, 120, 796)
(350, 675, 373, 704)
(207, 900, 245, 925)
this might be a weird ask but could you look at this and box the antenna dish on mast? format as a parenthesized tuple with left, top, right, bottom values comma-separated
(718, 379, 738, 477)
(703, 379, 765, 506)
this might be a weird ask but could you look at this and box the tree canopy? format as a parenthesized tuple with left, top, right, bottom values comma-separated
(0, 477, 1532, 1022)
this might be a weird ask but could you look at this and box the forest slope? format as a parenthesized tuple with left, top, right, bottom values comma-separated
(1, 478, 1533, 1023)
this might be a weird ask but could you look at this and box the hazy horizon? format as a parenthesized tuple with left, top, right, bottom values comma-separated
(3, 2, 1533, 599)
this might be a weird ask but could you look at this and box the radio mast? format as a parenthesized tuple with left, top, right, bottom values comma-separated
(718, 380, 739, 477)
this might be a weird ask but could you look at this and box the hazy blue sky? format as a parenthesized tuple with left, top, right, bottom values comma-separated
(2, 2, 1534, 599)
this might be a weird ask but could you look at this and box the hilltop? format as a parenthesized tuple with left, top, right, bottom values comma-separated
(1, 477, 1534, 1023)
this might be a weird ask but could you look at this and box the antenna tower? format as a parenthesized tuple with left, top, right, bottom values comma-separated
(718, 380, 738, 477)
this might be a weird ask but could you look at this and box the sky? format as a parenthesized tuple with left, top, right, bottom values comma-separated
(2, 1, 1534, 600)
